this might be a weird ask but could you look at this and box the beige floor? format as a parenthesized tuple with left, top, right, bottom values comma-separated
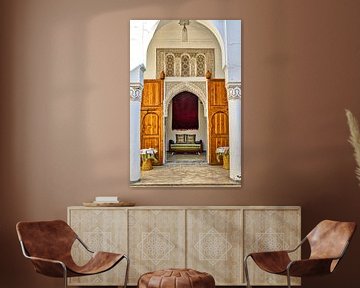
(131, 153, 241, 187)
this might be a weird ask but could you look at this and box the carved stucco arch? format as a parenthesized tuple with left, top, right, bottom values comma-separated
(164, 81, 207, 118)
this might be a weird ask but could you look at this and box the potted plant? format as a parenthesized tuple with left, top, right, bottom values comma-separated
(216, 146, 230, 170)
(140, 148, 158, 171)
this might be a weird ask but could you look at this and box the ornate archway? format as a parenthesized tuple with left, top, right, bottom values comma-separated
(164, 81, 207, 117)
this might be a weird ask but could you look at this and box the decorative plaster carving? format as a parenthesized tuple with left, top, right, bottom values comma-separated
(226, 82, 241, 100)
(175, 58, 181, 76)
(164, 81, 207, 117)
(196, 54, 205, 76)
(190, 57, 196, 77)
(165, 54, 175, 76)
(130, 84, 143, 102)
(181, 55, 190, 77)
(157, 48, 215, 78)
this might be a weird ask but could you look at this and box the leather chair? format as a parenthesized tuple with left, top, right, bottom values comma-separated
(244, 220, 356, 288)
(16, 220, 129, 288)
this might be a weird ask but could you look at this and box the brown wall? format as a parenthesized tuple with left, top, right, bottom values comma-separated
(1, 0, 360, 287)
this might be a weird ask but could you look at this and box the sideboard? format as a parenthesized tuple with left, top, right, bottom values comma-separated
(67, 206, 301, 286)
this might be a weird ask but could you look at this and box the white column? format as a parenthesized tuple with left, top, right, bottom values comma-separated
(130, 65, 145, 183)
(129, 84, 143, 182)
(227, 82, 242, 181)
(223, 20, 241, 181)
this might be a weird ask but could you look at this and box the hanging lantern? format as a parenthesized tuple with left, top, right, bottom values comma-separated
(179, 20, 190, 42)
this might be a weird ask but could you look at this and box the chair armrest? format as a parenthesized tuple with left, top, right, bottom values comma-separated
(248, 251, 289, 257)
(195, 140, 202, 144)
(19, 240, 67, 268)
(287, 258, 335, 277)
(25, 254, 64, 265)
(26, 255, 67, 277)
(244, 238, 307, 264)
(169, 140, 174, 145)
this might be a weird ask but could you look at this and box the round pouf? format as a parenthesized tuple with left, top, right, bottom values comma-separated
(138, 268, 215, 288)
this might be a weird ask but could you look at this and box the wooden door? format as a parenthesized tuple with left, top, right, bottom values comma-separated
(208, 79, 229, 164)
(141, 80, 163, 165)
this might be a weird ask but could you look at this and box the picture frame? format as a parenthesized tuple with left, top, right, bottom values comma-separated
(130, 20, 241, 187)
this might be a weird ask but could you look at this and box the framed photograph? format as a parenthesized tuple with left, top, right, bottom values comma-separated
(130, 20, 241, 187)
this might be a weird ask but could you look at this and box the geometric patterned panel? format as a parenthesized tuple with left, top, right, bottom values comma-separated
(187, 209, 243, 285)
(67, 208, 127, 286)
(138, 227, 175, 265)
(128, 209, 186, 284)
(244, 209, 301, 286)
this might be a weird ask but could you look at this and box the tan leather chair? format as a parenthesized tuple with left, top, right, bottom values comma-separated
(244, 220, 356, 288)
(16, 220, 129, 288)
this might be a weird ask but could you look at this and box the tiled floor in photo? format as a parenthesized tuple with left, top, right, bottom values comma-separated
(132, 153, 241, 187)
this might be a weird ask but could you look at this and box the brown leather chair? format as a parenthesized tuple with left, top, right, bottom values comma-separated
(244, 220, 356, 288)
(16, 220, 129, 288)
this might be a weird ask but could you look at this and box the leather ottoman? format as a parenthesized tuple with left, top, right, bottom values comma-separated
(138, 268, 215, 288)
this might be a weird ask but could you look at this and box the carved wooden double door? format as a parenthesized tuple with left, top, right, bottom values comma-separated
(140, 79, 229, 165)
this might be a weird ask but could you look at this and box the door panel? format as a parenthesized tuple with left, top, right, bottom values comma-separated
(187, 209, 243, 285)
(208, 79, 228, 106)
(128, 209, 186, 283)
(208, 79, 229, 164)
(142, 113, 159, 135)
(141, 80, 163, 165)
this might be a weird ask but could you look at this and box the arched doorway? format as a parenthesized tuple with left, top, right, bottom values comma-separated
(165, 91, 207, 164)
(171, 92, 199, 131)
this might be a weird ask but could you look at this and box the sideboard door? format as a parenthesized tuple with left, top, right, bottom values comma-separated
(68, 208, 127, 286)
(243, 208, 301, 286)
(187, 209, 243, 285)
(128, 209, 186, 284)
